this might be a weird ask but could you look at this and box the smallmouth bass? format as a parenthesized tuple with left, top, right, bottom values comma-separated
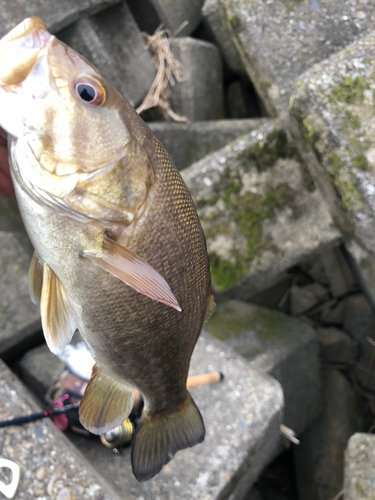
(0, 18, 215, 481)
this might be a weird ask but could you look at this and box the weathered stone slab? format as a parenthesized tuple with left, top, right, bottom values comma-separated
(149, 118, 269, 170)
(205, 300, 320, 435)
(343, 293, 375, 391)
(294, 369, 365, 500)
(212, 0, 375, 121)
(0, 231, 42, 358)
(127, 0, 204, 37)
(169, 37, 225, 121)
(316, 327, 357, 365)
(345, 433, 375, 500)
(182, 120, 341, 296)
(0, 0, 119, 37)
(57, 2, 156, 107)
(290, 33, 375, 304)
(19, 343, 65, 400)
(18, 332, 284, 499)
(202, 0, 244, 73)
(0, 358, 122, 500)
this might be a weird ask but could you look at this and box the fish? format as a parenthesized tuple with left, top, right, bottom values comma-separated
(0, 17, 215, 481)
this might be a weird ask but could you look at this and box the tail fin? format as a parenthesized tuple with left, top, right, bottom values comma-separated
(131, 393, 205, 482)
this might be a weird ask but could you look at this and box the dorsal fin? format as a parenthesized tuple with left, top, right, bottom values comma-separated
(82, 235, 181, 312)
(40, 263, 82, 355)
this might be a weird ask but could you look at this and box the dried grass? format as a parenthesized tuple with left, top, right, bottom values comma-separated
(136, 27, 188, 123)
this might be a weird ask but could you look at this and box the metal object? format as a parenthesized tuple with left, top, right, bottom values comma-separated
(100, 419, 134, 449)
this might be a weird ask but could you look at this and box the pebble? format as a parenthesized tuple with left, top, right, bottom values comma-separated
(56, 487, 75, 500)
(36, 465, 46, 481)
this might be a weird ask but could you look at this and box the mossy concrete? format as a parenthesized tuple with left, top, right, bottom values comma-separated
(210, 0, 375, 122)
(290, 33, 375, 303)
(182, 120, 340, 296)
(205, 300, 321, 434)
(345, 433, 375, 500)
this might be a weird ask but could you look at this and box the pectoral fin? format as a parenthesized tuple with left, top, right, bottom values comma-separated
(79, 364, 134, 435)
(203, 293, 216, 324)
(28, 251, 43, 305)
(82, 235, 181, 312)
(40, 264, 82, 355)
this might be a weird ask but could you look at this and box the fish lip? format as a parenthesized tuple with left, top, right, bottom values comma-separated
(0, 17, 50, 49)
(0, 18, 53, 86)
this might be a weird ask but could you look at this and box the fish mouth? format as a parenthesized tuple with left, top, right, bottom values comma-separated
(0, 17, 52, 85)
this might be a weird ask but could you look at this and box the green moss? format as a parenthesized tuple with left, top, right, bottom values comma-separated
(205, 174, 296, 290)
(206, 301, 291, 342)
(355, 481, 367, 496)
(329, 76, 369, 104)
(328, 151, 361, 211)
(237, 129, 295, 170)
(352, 153, 370, 170)
(342, 110, 361, 130)
(228, 14, 240, 30)
(208, 252, 247, 291)
(302, 116, 321, 144)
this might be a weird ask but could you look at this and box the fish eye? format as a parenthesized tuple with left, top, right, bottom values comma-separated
(73, 76, 106, 107)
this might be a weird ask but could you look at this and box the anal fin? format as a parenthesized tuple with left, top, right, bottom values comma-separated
(40, 263, 81, 355)
(28, 251, 43, 305)
(79, 364, 134, 435)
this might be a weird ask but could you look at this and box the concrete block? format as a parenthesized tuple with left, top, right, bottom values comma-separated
(182, 119, 341, 297)
(19, 343, 65, 400)
(127, 0, 204, 37)
(320, 299, 345, 327)
(316, 327, 357, 364)
(149, 118, 269, 170)
(290, 284, 320, 316)
(168, 37, 225, 121)
(57, 2, 156, 107)
(215, 0, 375, 120)
(343, 294, 375, 390)
(289, 34, 375, 304)
(0, 231, 42, 358)
(0, 358, 123, 500)
(202, 0, 244, 73)
(205, 300, 320, 435)
(18, 332, 284, 498)
(294, 369, 365, 500)
(0, 0, 119, 37)
(345, 433, 375, 500)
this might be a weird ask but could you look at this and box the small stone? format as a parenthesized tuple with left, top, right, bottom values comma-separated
(316, 327, 357, 364)
(57, 2, 156, 107)
(320, 299, 345, 326)
(35, 466, 46, 481)
(56, 488, 75, 500)
(301, 257, 329, 286)
(149, 118, 268, 170)
(168, 37, 225, 121)
(344, 433, 375, 500)
(320, 247, 357, 298)
(294, 369, 365, 500)
(290, 285, 319, 316)
(302, 283, 330, 303)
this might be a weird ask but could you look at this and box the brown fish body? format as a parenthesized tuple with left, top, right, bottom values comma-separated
(1, 18, 214, 481)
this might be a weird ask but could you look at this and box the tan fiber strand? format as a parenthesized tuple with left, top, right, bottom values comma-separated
(136, 27, 188, 123)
